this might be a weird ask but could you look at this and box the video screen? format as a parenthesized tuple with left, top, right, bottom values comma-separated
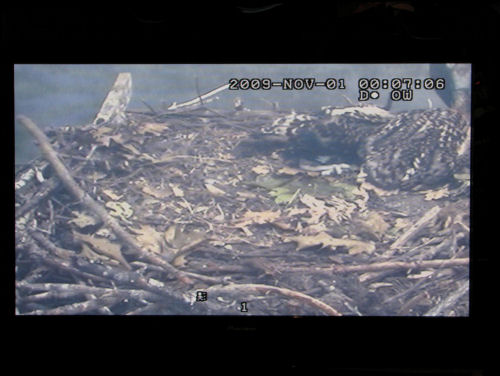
(15, 64, 470, 316)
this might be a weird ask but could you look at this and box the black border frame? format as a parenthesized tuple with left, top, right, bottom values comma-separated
(5, 4, 495, 373)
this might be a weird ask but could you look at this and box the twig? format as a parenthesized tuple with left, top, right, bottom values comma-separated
(141, 99, 158, 115)
(19, 233, 109, 284)
(16, 115, 222, 285)
(276, 257, 469, 275)
(24, 294, 124, 315)
(18, 282, 158, 304)
(167, 83, 229, 111)
(207, 283, 341, 316)
(425, 280, 469, 316)
(23, 230, 204, 310)
(195, 78, 229, 120)
(388, 205, 442, 252)
(16, 145, 98, 218)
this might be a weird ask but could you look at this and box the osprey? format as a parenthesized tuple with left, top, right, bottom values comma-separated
(362, 107, 470, 190)
(241, 66, 470, 191)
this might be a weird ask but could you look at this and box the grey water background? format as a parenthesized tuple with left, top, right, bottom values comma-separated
(15, 64, 449, 165)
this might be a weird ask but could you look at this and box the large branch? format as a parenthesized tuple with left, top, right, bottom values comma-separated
(16, 114, 222, 285)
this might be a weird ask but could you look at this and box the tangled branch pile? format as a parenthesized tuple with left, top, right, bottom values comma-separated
(15, 74, 469, 315)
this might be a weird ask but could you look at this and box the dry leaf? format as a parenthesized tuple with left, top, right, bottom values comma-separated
(164, 224, 177, 246)
(252, 165, 271, 175)
(205, 183, 226, 196)
(163, 225, 206, 251)
(393, 217, 411, 231)
(88, 171, 107, 181)
(357, 211, 390, 239)
(101, 189, 123, 201)
(237, 209, 281, 225)
(301, 194, 353, 224)
(142, 185, 171, 199)
(359, 181, 396, 196)
(169, 183, 184, 197)
(286, 207, 308, 216)
(423, 187, 450, 200)
(97, 133, 125, 148)
(283, 231, 375, 255)
(277, 166, 302, 175)
(68, 211, 98, 228)
(91, 126, 114, 145)
(303, 222, 327, 235)
(232, 209, 281, 236)
(80, 243, 121, 266)
(273, 221, 294, 230)
(214, 204, 225, 222)
(236, 191, 257, 199)
(137, 122, 169, 136)
(300, 194, 327, 224)
(73, 231, 131, 269)
(178, 198, 193, 213)
(129, 224, 163, 254)
(193, 205, 210, 214)
(239, 226, 253, 237)
(121, 143, 141, 155)
(324, 195, 357, 223)
(172, 255, 187, 267)
(105, 201, 133, 220)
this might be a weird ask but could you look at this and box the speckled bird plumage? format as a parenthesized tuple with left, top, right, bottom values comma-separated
(255, 102, 470, 191)
(362, 108, 470, 189)
(236, 64, 471, 191)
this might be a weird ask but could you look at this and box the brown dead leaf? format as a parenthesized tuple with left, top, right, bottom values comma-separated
(129, 224, 163, 254)
(236, 191, 257, 199)
(393, 217, 411, 231)
(239, 209, 281, 225)
(169, 183, 184, 197)
(80, 243, 118, 265)
(205, 183, 226, 196)
(172, 255, 187, 267)
(105, 201, 133, 220)
(233, 209, 281, 235)
(300, 194, 326, 224)
(423, 187, 450, 200)
(101, 189, 123, 201)
(91, 126, 126, 147)
(73, 231, 131, 269)
(103, 134, 125, 148)
(163, 225, 206, 250)
(121, 143, 141, 155)
(300, 194, 348, 224)
(303, 222, 328, 235)
(273, 221, 294, 231)
(360, 181, 398, 197)
(238, 226, 253, 237)
(357, 211, 390, 240)
(91, 126, 113, 139)
(68, 211, 98, 228)
(142, 185, 171, 199)
(164, 224, 177, 246)
(283, 231, 375, 255)
(277, 166, 302, 175)
(137, 122, 169, 136)
(324, 195, 357, 223)
(252, 165, 271, 175)
(286, 207, 308, 217)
